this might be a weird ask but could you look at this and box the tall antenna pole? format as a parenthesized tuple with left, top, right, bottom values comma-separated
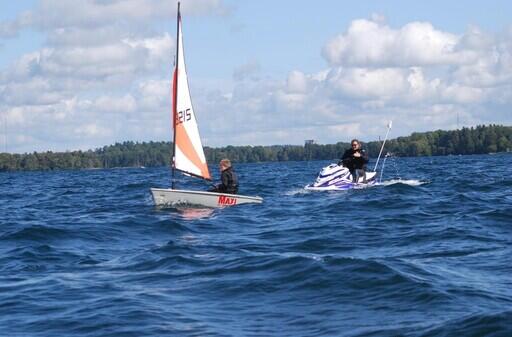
(374, 121, 392, 172)
(171, 2, 180, 189)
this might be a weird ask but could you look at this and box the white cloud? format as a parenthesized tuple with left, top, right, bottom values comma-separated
(233, 60, 261, 81)
(286, 71, 309, 94)
(136, 79, 170, 112)
(0, 21, 22, 38)
(37, 34, 172, 79)
(323, 19, 473, 67)
(4, 36, 172, 100)
(1, 0, 229, 36)
(326, 67, 408, 99)
(74, 123, 111, 137)
(92, 94, 137, 114)
(0, 11, 32, 38)
(1, 77, 67, 106)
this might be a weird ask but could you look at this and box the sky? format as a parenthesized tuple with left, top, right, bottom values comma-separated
(1, 0, 511, 153)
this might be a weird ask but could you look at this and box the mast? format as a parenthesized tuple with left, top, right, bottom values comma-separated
(171, 2, 181, 189)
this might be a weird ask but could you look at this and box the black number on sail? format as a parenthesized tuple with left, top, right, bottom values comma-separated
(176, 108, 192, 124)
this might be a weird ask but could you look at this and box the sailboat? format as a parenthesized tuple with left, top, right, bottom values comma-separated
(150, 2, 263, 208)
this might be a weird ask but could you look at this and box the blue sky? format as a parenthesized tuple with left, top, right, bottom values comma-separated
(207, 0, 511, 75)
(0, 1, 42, 68)
(1, 0, 511, 152)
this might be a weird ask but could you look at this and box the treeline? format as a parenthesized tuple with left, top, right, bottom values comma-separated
(0, 124, 511, 171)
(382, 124, 512, 156)
(0, 141, 172, 172)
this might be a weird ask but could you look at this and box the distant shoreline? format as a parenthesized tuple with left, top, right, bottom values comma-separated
(1, 124, 510, 172)
(1, 152, 511, 175)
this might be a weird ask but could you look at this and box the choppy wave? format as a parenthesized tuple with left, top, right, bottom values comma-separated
(1, 154, 511, 336)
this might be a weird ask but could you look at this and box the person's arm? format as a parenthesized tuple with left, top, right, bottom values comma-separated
(341, 149, 351, 160)
(361, 150, 369, 164)
(339, 149, 352, 166)
(220, 171, 229, 190)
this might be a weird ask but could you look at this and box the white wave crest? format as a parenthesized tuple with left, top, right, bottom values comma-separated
(285, 188, 312, 196)
(379, 179, 426, 186)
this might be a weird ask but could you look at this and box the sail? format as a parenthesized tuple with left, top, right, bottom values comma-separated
(172, 12, 211, 180)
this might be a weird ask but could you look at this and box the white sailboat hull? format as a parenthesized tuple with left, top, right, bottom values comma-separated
(150, 188, 263, 208)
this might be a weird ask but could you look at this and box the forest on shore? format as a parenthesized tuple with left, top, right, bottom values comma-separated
(1, 124, 511, 171)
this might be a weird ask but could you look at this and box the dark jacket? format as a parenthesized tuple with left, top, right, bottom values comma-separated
(341, 148, 369, 171)
(215, 167, 238, 194)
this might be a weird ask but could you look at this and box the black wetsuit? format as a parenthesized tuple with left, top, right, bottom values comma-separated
(211, 167, 238, 194)
(340, 148, 369, 182)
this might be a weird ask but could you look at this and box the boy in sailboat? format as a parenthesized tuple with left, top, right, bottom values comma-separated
(209, 159, 238, 194)
(340, 139, 369, 183)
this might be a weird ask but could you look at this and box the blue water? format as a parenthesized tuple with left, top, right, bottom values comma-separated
(1, 154, 511, 336)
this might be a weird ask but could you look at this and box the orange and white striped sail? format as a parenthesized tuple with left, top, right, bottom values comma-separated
(172, 12, 211, 180)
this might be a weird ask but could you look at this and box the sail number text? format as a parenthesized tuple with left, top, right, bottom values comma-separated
(176, 108, 192, 124)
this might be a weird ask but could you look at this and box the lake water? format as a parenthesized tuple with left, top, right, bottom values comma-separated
(1, 154, 511, 336)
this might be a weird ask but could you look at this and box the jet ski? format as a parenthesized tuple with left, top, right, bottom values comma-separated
(304, 163, 377, 191)
(306, 121, 392, 191)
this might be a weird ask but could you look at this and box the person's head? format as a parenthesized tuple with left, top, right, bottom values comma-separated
(219, 158, 231, 171)
(351, 139, 361, 150)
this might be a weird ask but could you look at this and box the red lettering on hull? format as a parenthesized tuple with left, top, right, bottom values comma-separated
(218, 195, 237, 206)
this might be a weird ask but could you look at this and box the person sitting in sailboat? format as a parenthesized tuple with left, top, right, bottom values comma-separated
(209, 159, 238, 194)
(340, 139, 369, 183)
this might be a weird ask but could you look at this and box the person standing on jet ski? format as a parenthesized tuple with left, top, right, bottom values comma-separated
(340, 139, 369, 183)
(209, 159, 239, 194)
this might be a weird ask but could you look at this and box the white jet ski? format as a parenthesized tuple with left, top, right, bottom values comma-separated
(305, 121, 393, 191)
(305, 164, 377, 191)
